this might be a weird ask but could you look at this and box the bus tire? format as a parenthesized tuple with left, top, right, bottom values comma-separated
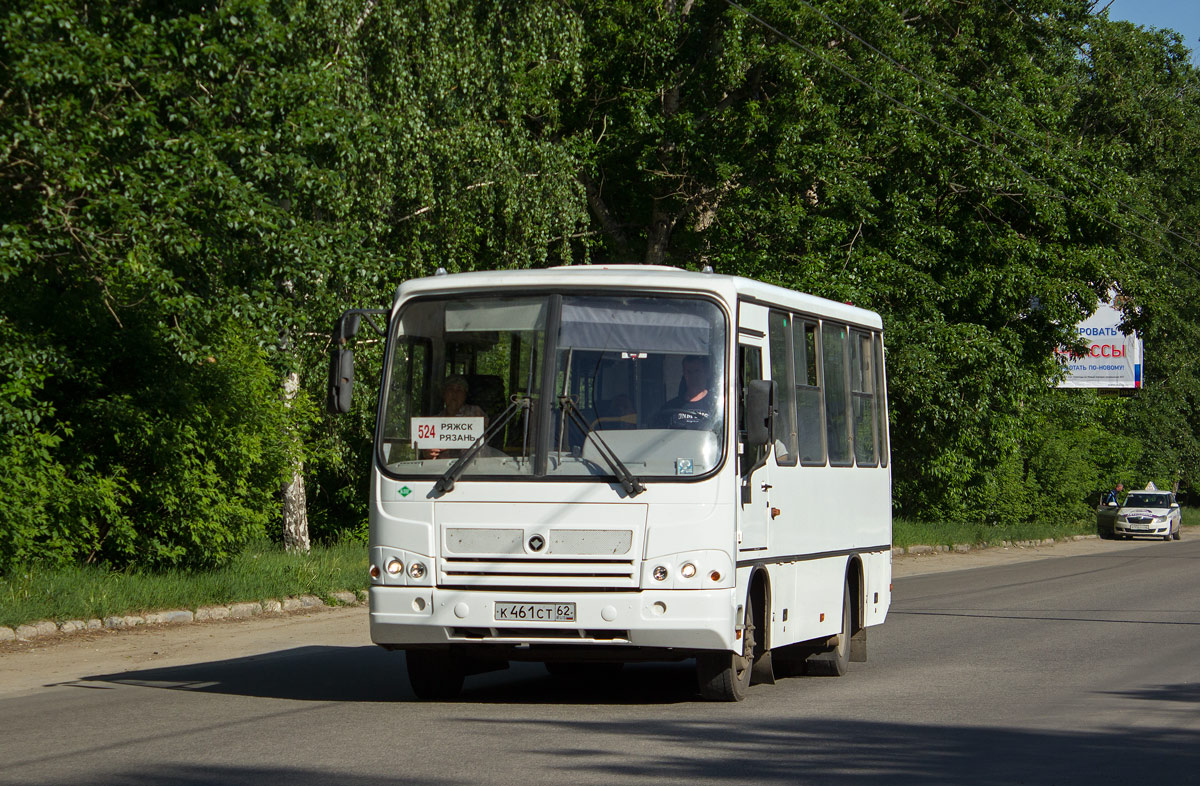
(806, 582, 850, 677)
(696, 597, 754, 701)
(405, 649, 465, 700)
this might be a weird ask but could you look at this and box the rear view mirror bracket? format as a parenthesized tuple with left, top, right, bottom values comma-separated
(327, 308, 389, 414)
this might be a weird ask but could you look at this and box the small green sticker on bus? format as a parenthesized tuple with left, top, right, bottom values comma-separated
(399, 486, 412, 497)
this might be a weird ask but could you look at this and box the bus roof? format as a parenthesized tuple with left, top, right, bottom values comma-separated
(394, 266, 883, 331)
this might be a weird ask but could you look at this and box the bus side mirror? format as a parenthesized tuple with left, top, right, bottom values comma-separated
(745, 379, 775, 447)
(327, 313, 364, 414)
(328, 348, 354, 414)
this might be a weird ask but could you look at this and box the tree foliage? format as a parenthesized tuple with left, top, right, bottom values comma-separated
(3, 0, 1199, 571)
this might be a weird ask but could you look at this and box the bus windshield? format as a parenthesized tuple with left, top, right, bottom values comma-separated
(378, 293, 727, 482)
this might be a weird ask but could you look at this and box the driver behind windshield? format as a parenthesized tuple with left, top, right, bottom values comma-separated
(654, 355, 715, 429)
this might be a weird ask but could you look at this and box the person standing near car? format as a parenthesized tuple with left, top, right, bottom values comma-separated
(1102, 482, 1124, 507)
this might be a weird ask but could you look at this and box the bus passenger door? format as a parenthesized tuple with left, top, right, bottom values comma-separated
(738, 338, 771, 553)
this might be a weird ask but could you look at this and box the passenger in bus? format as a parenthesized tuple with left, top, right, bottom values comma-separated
(654, 355, 715, 429)
(425, 374, 488, 460)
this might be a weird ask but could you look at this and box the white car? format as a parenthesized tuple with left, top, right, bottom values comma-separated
(1101, 489, 1182, 541)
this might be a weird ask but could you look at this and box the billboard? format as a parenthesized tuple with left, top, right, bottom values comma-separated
(1056, 299, 1143, 389)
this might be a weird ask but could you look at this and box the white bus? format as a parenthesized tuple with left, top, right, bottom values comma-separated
(329, 265, 892, 701)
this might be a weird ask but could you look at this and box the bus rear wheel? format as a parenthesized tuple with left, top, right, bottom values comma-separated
(405, 649, 465, 700)
(696, 597, 755, 701)
(806, 582, 851, 677)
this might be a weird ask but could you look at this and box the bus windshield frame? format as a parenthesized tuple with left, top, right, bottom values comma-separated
(375, 290, 729, 485)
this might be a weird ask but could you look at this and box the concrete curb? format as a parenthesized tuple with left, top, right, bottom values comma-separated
(893, 533, 1099, 558)
(1, 589, 368, 644)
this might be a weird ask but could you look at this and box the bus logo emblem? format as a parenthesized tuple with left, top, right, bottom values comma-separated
(528, 535, 545, 552)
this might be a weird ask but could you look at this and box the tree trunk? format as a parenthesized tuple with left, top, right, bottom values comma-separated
(281, 370, 310, 552)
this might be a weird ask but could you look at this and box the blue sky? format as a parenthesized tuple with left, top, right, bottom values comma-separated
(1102, 0, 1200, 64)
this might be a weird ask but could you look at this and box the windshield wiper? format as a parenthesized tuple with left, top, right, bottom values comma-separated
(434, 396, 530, 495)
(558, 395, 645, 498)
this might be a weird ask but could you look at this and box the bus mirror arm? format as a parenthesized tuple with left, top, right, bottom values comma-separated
(559, 396, 645, 498)
(434, 397, 530, 495)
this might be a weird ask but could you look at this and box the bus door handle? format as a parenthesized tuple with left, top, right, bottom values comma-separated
(761, 482, 772, 491)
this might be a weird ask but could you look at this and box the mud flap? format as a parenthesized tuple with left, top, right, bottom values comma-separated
(849, 627, 867, 662)
(750, 650, 776, 685)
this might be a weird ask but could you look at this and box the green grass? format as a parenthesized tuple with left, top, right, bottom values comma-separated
(0, 539, 368, 629)
(895, 505, 1200, 549)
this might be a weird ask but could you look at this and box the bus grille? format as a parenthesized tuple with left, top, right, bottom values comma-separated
(438, 556, 638, 589)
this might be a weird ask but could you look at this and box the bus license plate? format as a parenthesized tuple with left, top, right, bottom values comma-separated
(494, 602, 576, 622)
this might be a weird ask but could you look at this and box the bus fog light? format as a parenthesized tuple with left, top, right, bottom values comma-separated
(408, 561, 426, 579)
(369, 564, 381, 581)
(386, 558, 404, 576)
(680, 563, 697, 579)
(652, 565, 669, 581)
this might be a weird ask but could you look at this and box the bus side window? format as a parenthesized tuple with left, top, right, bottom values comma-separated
(768, 311, 797, 466)
(876, 334, 889, 468)
(795, 320, 825, 465)
(849, 330, 878, 466)
(739, 344, 766, 476)
(822, 321, 852, 466)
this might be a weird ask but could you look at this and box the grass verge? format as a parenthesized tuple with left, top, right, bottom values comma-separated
(894, 506, 1199, 549)
(6, 509, 1195, 630)
(0, 539, 368, 629)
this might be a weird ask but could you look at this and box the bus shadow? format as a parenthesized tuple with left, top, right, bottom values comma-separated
(78, 646, 701, 704)
(42, 716, 1200, 786)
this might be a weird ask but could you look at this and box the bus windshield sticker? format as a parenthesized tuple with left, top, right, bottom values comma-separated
(676, 458, 694, 475)
(411, 417, 484, 449)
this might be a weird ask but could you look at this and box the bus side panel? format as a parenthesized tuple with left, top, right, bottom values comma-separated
(764, 562, 795, 650)
(783, 555, 849, 647)
(862, 549, 891, 626)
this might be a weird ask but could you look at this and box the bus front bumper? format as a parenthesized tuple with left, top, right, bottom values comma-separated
(369, 586, 738, 652)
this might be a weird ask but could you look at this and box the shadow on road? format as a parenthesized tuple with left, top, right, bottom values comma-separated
(37, 715, 1200, 785)
(1105, 681, 1200, 704)
(80, 646, 699, 704)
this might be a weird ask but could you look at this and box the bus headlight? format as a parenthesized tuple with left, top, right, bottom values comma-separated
(652, 565, 669, 581)
(386, 558, 404, 576)
(408, 562, 426, 580)
(680, 562, 697, 579)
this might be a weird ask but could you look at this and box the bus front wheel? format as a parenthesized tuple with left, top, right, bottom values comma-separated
(405, 649, 465, 700)
(696, 597, 755, 701)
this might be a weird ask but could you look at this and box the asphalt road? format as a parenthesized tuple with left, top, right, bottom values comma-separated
(2, 536, 1198, 785)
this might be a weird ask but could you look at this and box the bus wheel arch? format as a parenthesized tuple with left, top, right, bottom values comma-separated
(806, 559, 861, 676)
(696, 568, 768, 701)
